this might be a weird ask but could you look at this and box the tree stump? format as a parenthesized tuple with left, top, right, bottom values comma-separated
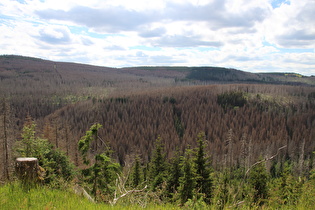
(15, 158, 40, 185)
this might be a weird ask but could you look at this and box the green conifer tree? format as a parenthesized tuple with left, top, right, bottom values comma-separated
(165, 150, 182, 200)
(248, 159, 269, 205)
(178, 148, 196, 205)
(78, 123, 102, 165)
(279, 161, 302, 205)
(148, 136, 167, 191)
(194, 132, 213, 203)
(78, 123, 120, 201)
(130, 155, 143, 188)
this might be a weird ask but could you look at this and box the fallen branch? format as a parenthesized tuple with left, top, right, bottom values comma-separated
(73, 184, 95, 203)
(110, 185, 147, 206)
(229, 200, 245, 208)
(97, 135, 109, 148)
(231, 145, 287, 207)
(245, 145, 287, 177)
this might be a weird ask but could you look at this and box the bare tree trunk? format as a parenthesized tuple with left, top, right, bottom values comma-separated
(2, 99, 10, 180)
(246, 138, 253, 172)
(65, 125, 70, 156)
(240, 133, 248, 171)
(298, 138, 305, 176)
(55, 125, 59, 148)
(75, 149, 79, 166)
(224, 129, 233, 170)
(228, 129, 233, 169)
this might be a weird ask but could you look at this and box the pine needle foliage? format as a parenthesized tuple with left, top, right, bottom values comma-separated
(78, 123, 102, 165)
(148, 136, 167, 191)
(194, 132, 213, 204)
(178, 148, 196, 205)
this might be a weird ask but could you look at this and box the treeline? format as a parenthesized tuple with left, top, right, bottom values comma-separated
(186, 67, 259, 82)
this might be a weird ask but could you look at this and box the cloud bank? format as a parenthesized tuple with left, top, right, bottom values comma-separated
(0, 0, 314, 75)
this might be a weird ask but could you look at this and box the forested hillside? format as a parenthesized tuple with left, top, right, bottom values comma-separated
(0, 55, 177, 124)
(1, 54, 315, 176)
(1, 55, 315, 208)
(44, 84, 315, 169)
(1, 55, 314, 124)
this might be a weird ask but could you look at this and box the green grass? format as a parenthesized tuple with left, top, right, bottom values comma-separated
(0, 182, 181, 210)
(0, 182, 107, 209)
(1, 181, 314, 209)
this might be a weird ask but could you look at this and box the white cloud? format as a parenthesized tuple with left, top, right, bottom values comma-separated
(264, 0, 315, 48)
(0, 0, 314, 75)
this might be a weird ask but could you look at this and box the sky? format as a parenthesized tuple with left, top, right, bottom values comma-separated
(0, 0, 315, 75)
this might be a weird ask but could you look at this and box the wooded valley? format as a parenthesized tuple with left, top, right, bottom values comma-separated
(1, 55, 315, 208)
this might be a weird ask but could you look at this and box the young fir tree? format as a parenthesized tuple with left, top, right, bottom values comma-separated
(248, 159, 269, 205)
(214, 170, 231, 209)
(278, 161, 302, 205)
(78, 123, 120, 201)
(148, 136, 167, 191)
(130, 155, 143, 188)
(165, 150, 182, 200)
(194, 132, 213, 203)
(78, 123, 102, 165)
(18, 115, 37, 157)
(178, 148, 196, 205)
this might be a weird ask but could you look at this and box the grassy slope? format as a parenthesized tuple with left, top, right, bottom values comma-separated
(0, 183, 105, 210)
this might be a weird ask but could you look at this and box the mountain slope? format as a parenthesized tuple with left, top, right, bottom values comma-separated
(1, 55, 315, 173)
(1, 55, 314, 124)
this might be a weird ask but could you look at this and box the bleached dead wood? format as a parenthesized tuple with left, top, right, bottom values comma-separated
(110, 173, 147, 206)
(244, 145, 287, 177)
(110, 185, 148, 206)
(229, 145, 287, 208)
(73, 184, 95, 203)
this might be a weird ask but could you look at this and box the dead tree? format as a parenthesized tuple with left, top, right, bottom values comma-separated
(110, 173, 147, 206)
(1, 98, 10, 180)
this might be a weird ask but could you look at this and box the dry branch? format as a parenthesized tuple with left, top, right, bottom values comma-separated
(109, 171, 148, 206)
(73, 184, 95, 203)
(245, 145, 287, 177)
(231, 145, 287, 207)
(110, 183, 147, 206)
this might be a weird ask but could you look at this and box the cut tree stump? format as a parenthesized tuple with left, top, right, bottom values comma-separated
(15, 157, 41, 184)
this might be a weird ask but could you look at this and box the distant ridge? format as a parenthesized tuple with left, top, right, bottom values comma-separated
(1, 54, 314, 86)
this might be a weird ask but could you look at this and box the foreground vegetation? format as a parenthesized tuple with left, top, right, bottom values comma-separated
(0, 182, 107, 210)
(1, 167, 314, 209)
(0, 182, 186, 209)
(1, 120, 314, 209)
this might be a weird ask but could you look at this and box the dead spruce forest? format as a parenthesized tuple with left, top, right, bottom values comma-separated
(1, 55, 315, 205)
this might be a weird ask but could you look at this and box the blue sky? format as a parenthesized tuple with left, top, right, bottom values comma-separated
(271, 0, 290, 8)
(0, 0, 314, 75)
